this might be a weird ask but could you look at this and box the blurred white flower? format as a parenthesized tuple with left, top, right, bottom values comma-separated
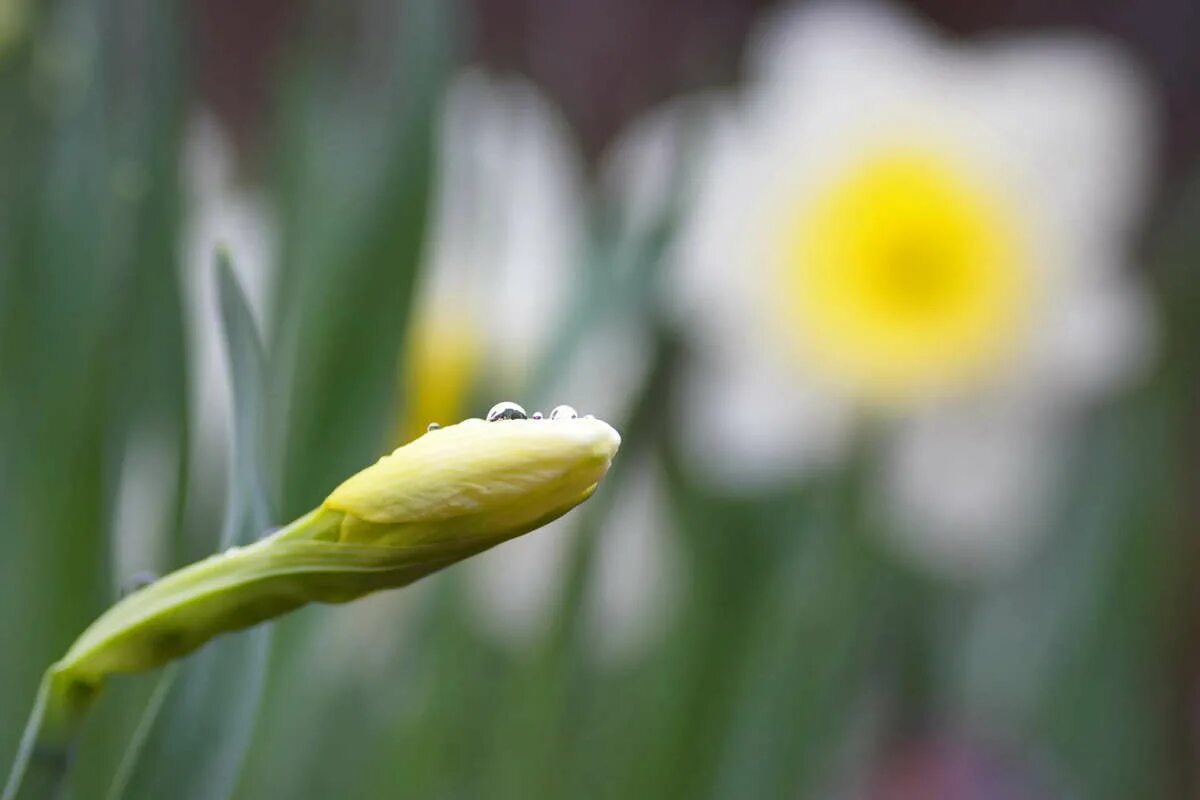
(406, 70, 661, 651)
(582, 454, 683, 665)
(668, 2, 1156, 576)
(598, 92, 720, 240)
(111, 426, 178, 580)
(109, 113, 277, 618)
(399, 69, 584, 442)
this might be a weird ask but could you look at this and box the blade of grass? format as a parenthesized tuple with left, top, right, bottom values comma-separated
(270, 0, 454, 518)
(709, 462, 889, 799)
(103, 666, 179, 800)
(109, 254, 275, 800)
(0, 676, 57, 800)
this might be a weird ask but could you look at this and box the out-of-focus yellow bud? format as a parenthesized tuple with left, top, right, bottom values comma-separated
(37, 411, 620, 740)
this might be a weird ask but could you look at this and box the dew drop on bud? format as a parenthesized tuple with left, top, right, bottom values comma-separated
(486, 401, 528, 422)
(531, 412, 543, 420)
(549, 404, 578, 420)
(427, 422, 441, 431)
(121, 571, 159, 598)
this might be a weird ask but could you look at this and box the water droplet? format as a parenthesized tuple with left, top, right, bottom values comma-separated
(427, 422, 441, 431)
(121, 571, 159, 597)
(549, 405, 578, 420)
(531, 412, 543, 420)
(486, 401, 528, 421)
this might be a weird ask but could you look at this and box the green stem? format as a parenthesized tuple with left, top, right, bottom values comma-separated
(1, 506, 350, 800)
(1, 669, 95, 800)
(0, 511, 336, 800)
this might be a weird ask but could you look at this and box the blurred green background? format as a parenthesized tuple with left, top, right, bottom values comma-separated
(1, 0, 1198, 798)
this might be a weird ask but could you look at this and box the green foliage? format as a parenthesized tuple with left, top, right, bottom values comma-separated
(0, 0, 188, 786)
(1, 2, 1196, 799)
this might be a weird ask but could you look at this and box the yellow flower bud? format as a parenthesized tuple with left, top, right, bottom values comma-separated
(325, 416, 621, 547)
(45, 412, 620, 715)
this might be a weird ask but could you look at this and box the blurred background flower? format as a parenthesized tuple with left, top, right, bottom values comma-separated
(1, 0, 1198, 798)
(670, 1, 1156, 577)
(399, 69, 583, 443)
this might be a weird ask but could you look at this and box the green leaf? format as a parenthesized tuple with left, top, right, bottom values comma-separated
(217, 251, 276, 544)
(111, 255, 275, 800)
(950, 169, 1200, 800)
(0, 0, 189, 793)
(240, 3, 457, 794)
(270, 0, 456, 518)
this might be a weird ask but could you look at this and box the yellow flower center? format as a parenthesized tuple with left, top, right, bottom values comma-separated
(774, 147, 1033, 404)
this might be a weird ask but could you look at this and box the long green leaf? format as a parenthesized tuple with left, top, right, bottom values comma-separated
(112, 255, 275, 800)
(238, 2, 455, 795)
(0, 1, 189, 796)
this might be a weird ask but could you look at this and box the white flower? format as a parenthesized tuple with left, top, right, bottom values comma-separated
(668, 2, 1156, 576)
(400, 70, 585, 442)
(582, 454, 683, 665)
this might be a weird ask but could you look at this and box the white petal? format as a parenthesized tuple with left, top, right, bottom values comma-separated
(748, 2, 940, 103)
(665, 104, 760, 325)
(584, 456, 682, 665)
(1027, 274, 1156, 402)
(488, 82, 586, 360)
(679, 339, 851, 487)
(310, 587, 433, 680)
(883, 404, 1060, 578)
(421, 70, 585, 380)
(112, 427, 178, 579)
(743, 1, 955, 172)
(598, 92, 722, 239)
(467, 516, 576, 649)
(671, 116, 855, 484)
(182, 114, 276, 328)
(419, 71, 491, 312)
(743, 2, 1155, 284)
(966, 36, 1156, 261)
(545, 315, 652, 426)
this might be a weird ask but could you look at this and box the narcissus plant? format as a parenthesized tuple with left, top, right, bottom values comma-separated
(3, 407, 619, 799)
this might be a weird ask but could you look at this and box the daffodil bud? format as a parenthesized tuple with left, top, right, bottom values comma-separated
(324, 416, 621, 548)
(48, 413, 620, 708)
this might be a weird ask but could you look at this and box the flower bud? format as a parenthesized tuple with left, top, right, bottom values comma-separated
(324, 415, 622, 548)
(51, 413, 620, 694)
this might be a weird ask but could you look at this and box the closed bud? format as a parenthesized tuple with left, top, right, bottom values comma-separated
(324, 416, 621, 547)
(49, 412, 620, 711)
